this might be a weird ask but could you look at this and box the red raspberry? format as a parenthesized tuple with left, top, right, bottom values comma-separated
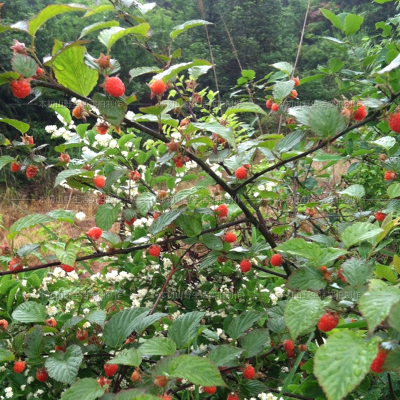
(283, 339, 294, 352)
(76, 329, 88, 341)
(318, 312, 339, 332)
(161, 395, 172, 400)
(86, 227, 102, 240)
(337, 267, 346, 283)
(72, 104, 88, 120)
(129, 170, 141, 181)
(173, 155, 185, 168)
(55, 346, 65, 352)
(45, 318, 57, 328)
(61, 263, 75, 273)
(10, 162, 21, 172)
(240, 259, 252, 273)
(215, 204, 228, 217)
(204, 387, 217, 394)
(375, 212, 386, 222)
(148, 244, 161, 258)
(287, 350, 296, 358)
(8, 257, 22, 271)
(35, 67, 44, 78)
(98, 376, 112, 387)
(94, 175, 106, 189)
(243, 364, 255, 379)
(235, 166, 248, 180)
(104, 76, 125, 97)
(354, 106, 367, 121)
(158, 190, 168, 198)
(223, 232, 237, 243)
(218, 255, 228, 263)
(212, 133, 226, 144)
(227, 395, 239, 400)
(104, 363, 118, 377)
(26, 165, 38, 179)
(385, 171, 395, 181)
(96, 122, 109, 135)
(58, 153, 70, 163)
(10, 79, 31, 98)
(270, 254, 283, 266)
(370, 350, 387, 373)
(389, 112, 400, 133)
(154, 375, 169, 387)
(125, 216, 136, 226)
(0, 319, 8, 330)
(150, 79, 167, 95)
(130, 368, 141, 382)
(292, 76, 300, 87)
(97, 194, 106, 205)
(36, 367, 49, 382)
(13, 360, 26, 373)
(153, 211, 162, 220)
(266, 99, 273, 109)
(271, 103, 279, 112)
(289, 89, 298, 99)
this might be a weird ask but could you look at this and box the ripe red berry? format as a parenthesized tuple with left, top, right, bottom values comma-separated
(215, 204, 228, 217)
(318, 312, 339, 332)
(94, 175, 106, 189)
(370, 350, 387, 373)
(289, 89, 298, 99)
(10, 162, 21, 172)
(389, 112, 400, 133)
(153, 211, 162, 220)
(240, 259, 252, 273)
(26, 165, 38, 179)
(292, 76, 300, 87)
(36, 368, 49, 382)
(223, 232, 237, 243)
(96, 122, 109, 135)
(148, 244, 161, 258)
(13, 360, 26, 373)
(10, 79, 31, 98)
(104, 363, 118, 377)
(235, 166, 248, 180)
(76, 329, 88, 341)
(218, 255, 228, 263)
(45, 318, 57, 328)
(227, 394, 239, 400)
(129, 170, 141, 181)
(384, 171, 395, 181)
(354, 106, 367, 121)
(270, 254, 283, 266)
(61, 263, 75, 273)
(154, 375, 169, 387)
(58, 153, 70, 163)
(173, 155, 185, 168)
(55, 346, 65, 352)
(86, 227, 102, 240)
(271, 103, 279, 112)
(150, 79, 167, 95)
(104, 76, 125, 97)
(243, 364, 255, 379)
(130, 368, 141, 382)
(266, 99, 273, 109)
(8, 257, 22, 271)
(283, 339, 294, 352)
(98, 376, 112, 387)
(0, 319, 8, 330)
(204, 387, 217, 394)
(125, 216, 136, 226)
(287, 350, 296, 358)
(35, 67, 44, 78)
(375, 212, 386, 222)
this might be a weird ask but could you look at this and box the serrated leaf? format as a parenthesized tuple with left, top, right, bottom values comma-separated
(287, 266, 327, 291)
(208, 345, 242, 367)
(135, 313, 168, 334)
(284, 292, 324, 341)
(11, 54, 37, 77)
(17, 244, 40, 257)
(99, 24, 150, 49)
(341, 258, 374, 285)
(339, 184, 365, 198)
(308, 102, 347, 138)
(188, 122, 236, 148)
(25, 326, 44, 360)
(49, 103, 72, 125)
(314, 332, 380, 400)
(273, 80, 295, 100)
(86, 310, 107, 326)
(341, 222, 383, 248)
(10, 214, 54, 233)
(150, 209, 184, 235)
(176, 214, 203, 237)
(45, 345, 83, 384)
(79, 20, 119, 39)
(168, 311, 204, 349)
(240, 329, 269, 358)
(275, 130, 305, 153)
(153, 60, 212, 82)
(320, 9, 343, 31)
(136, 192, 157, 216)
(0, 156, 15, 171)
(383, 348, 400, 371)
(95, 204, 119, 231)
(140, 337, 176, 356)
(107, 348, 142, 367)
(168, 355, 225, 386)
(129, 66, 162, 81)
(0, 118, 30, 134)
(61, 378, 106, 400)
(54, 243, 76, 266)
(0, 349, 15, 363)
(0, 72, 20, 86)
(224, 102, 267, 117)
(271, 62, 293, 75)
(170, 19, 213, 39)
(344, 14, 364, 35)
(227, 311, 264, 340)
(92, 93, 127, 127)
(369, 136, 396, 150)
(12, 301, 46, 323)
(387, 183, 400, 199)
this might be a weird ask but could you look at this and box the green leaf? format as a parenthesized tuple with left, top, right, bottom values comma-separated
(275, 130, 305, 153)
(271, 62, 293, 75)
(53, 46, 98, 97)
(103, 308, 149, 348)
(107, 348, 142, 367)
(99, 24, 150, 49)
(320, 9, 343, 31)
(387, 183, 400, 199)
(314, 332, 380, 400)
(153, 60, 212, 82)
(186, 136, 214, 148)
(135, 313, 167, 334)
(339, 184, 365, 198)
(284, 292, 324, 341)
(374, 263, 397, 283)
(92, 93, 127, 127)
(377, 53, 400, 74)
(168, 355, 225, 386)
(329, 58, 343, 73)
(17, 244, 40, 257)
(61, 378, 106, 400)
(0, 349, 15, 363)
(45, 345, 83, 384)
(29, 4, 90, 36)
(359, 281, 400, 332)
(11, 54, 37, 77)
(273, 81, 295, 101)
(208, 345, 242, 367)
(0, 156, 15, 171)
(54, 242, 76, 266)
(0, 71, 20, 86)
(140, 337, 177, 356)
(136, 192, 157, 216)
(224, 102, 267, 117)
(95, 204, 119, 231)
(308, 102, 347, 138)
(79, 21, 120, 39)
(150, 208, 184, 235)
(287, 266, 327, 291)
(55, 169, 88, 187)
(227, 311, 264, 340)
(176, 214, 203, 237)
(240, 329, 269, 358)
(114, 393, 159, 400)
(188, 122, 236, 148)
(25, 326, 44, 361)
(12, 301, 46, 323)
(168, 311, 204, 349)
(86, 310, 107, 326)
(129, 66, 162, 81)
(10, 214, 54, 233)
(49, 104, 72, 125)
(341, 222, 383, 248)
(47, 209, 75, 223)
(341, 258, 374, 285)
(0, 118, 30, 134)
(383, 348, 400, 371)
(139, 105, 167, 116)
(344, 14, 364, 35)
(170, 19, 213, 39)
(369, 136, 396, 150)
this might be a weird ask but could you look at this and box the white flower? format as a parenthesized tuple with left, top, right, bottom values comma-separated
(83, 322, 91, 328)
(4, 388, 13, 399)
(27, 376, 34, 384)
(83, 308, 90, 314)
(257, 184, 265, 191)
(46, 306, 57, 316)
(109, 139, 118, 149)
(21, 279, 27, 287)
(126, 111, 135, 120)
(281, 366, 289, 373)
(76, 211, 86, 221)
(269, 293, 278, 305)
(171, 131, 182, 140)
(162, 258, 173, 268)
(274, 287, 284, 298)
(20, 385, 26, 391)
(45, 125, 57, 133)
(53, 267, 65, 278)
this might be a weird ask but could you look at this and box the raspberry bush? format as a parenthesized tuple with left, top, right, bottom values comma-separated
(0, 1, 400, 400)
